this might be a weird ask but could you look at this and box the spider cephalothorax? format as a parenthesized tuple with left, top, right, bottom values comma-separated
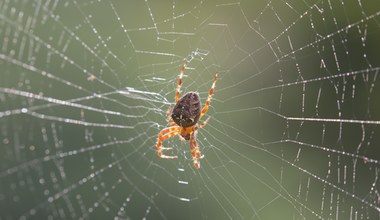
(156, 63, 218, 169)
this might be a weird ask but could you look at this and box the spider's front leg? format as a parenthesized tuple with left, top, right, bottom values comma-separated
(156, 127, 180, 159)
(189, 130, 203, 169)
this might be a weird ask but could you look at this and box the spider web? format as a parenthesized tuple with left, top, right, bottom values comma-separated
(1, 0, 380, 219)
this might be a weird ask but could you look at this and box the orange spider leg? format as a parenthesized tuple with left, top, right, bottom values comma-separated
(198, 117, 210, 129)
(191, 118, 209, 135)
(166, 106, 177, 126)
(189, 132, 202, 169)
(193, 131, 204, 159)
(175, 63, 186, 103)
(156, 127, 180, 159)
(200, 71, 218, 119)
(188, 118, 210, 162)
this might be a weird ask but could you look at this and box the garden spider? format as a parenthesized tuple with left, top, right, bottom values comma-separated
(156, 63, 218, 169)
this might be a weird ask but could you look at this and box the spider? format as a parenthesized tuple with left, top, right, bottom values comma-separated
(156, 63, 218, 169)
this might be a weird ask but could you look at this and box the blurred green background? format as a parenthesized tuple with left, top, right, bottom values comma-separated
(1, 0, 380, 219)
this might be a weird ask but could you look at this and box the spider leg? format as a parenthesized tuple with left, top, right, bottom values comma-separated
(192, 118, 210, 135)
(198, 117, 210, 129)
(166, 106, 177, 126)
(200, 71, 218, 119)
(156, 127, 180, 159)
(189, 132, 203, 169)
(175, 63, 186, 103)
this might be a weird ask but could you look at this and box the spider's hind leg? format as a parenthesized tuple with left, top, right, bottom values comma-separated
(200, 72, 218, 119)
(198, 117, 210, 129)
(175, 63, 186, 103)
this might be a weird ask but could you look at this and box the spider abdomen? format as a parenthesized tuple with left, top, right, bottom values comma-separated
(171, 92, 201, 128)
